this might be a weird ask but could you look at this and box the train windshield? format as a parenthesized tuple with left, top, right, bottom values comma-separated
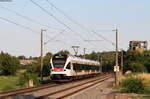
(52, 54, 67, 68)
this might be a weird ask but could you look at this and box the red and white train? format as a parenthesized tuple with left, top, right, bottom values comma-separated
(50, 53, 101, 80)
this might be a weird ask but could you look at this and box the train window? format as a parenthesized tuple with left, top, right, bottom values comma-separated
(80, 64, 83, 70)
(66, 63, 71, 69)
(94, 66, 96, 70)
(84, 65, 88, 70)
(92, 66, 95, 71)
(52, 54, 67, 68)
(88, 65, 90, 70)
(78, 64, 82, 70)
(81, 64, 84, 70)
(87, 65, 90, 70)
(73, 63, 78, 71)
(83, 65, 85, 70)
(97, 66, 100, 70)
(73, 64, 83, 71)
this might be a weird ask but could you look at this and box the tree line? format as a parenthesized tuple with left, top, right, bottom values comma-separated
(0, 50, 150, 76)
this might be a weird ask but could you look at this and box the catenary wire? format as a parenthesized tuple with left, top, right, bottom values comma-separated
(46, 0, 113, 51)
(30, 0, 88, 43)
(30, 0, 105, 50)
(0, 16, 38, 34)
(92, 30, 115, 46)
(0, 5, 63, 31)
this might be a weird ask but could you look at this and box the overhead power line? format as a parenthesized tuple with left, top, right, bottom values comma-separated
(0, 16, 53, 38)
(46, 0, 97, 40)
(0, 16, 64, 42)
(30, 0, 112, 51)
(84, 40, 103, 42)
(0, 16, 38, 34)
(44, 29, 66, 45)
(30, 0, 88, 44)
(46, 0, 112, 51)
(92, 30, 115, 46)
(30, 0, 74, 33)
(0, 5, 63, 31)
(46, 0, 86, 30)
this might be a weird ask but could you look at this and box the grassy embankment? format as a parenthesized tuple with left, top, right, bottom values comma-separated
(118, 73, 150, 99)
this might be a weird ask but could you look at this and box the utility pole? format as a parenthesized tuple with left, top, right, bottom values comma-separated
(112, 28, 119, 85)
(83, 48, 86, 58)
(121, 49, 124, 72)
(100, 57, 103, 73)
(40, 29, 46, 81)
(72, 46, 79, 56)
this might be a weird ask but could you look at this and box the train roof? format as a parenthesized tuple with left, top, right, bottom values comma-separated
(53, 53, 100, 66)
(70, 57, 100, 66)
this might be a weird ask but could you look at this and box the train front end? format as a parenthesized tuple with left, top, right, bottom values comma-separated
(50, 53, 72, 80)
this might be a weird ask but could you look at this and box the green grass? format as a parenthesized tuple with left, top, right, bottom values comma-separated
(0, 76, 21, 92)
(130, 96, 138, 99)
(0, 75, 51, 92)
(140, 95, 150, 99)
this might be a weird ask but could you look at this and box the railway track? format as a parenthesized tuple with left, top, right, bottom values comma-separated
(0, 83, 59, 98)
(0, 74, 112, 99)
(38, 74, 112, 99)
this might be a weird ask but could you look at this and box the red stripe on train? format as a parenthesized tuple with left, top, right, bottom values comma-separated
(54, 68, 64, 72)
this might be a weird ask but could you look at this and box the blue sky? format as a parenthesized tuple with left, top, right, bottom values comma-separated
(0, 0, 150, 57)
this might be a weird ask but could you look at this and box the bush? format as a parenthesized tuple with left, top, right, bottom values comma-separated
(26, 63, 39, 74)
(18, 73, 39, 87)
(0, 52, 20, 75)
(128, 62, 147, 73)
(121, 77, 145, 93)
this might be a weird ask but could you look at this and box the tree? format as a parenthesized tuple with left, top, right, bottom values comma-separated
(123, 50, 150, 73)
(43, 52, 52, 76)
(18, 55, 26, 60)
(143, 50, 150, 72)
(0, 52, 20, 75)
(25, 52, 52, 77)
(128, 62, 147, 72)
(83, 51, 115, 72)
(85, 51, 97, 61)
(57, 50, 70, 54)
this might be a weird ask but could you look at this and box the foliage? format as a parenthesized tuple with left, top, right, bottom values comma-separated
(18, 55, 26, 60)
(85, 51, 98, 61)
(121, 74, 150, 94)
(123, 50, 150, 73)
(121, 77, 145, 93)
(84, 51, 115, 72)
(18, 72, 39, 87)
(43, 52, 52, 76)
(25, 52, 52, 77)
(143, 50, 150, 72)
(57, 50, 70, 54)
(0, 52, 20, 75)
(26, 63, 39, 74)
(128, 62, 147, 72)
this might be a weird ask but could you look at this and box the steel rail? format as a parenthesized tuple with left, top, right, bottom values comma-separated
(0, 73, 109, 98)
(37, 74, 111, 99)
(0, 83, 58, 98)
(57, 76, 111, 99)
(0, 74, 102, 98)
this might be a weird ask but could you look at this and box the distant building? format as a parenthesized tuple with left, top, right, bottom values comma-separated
(20, 60, 37, 65)
(129, 41, 148, 53)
